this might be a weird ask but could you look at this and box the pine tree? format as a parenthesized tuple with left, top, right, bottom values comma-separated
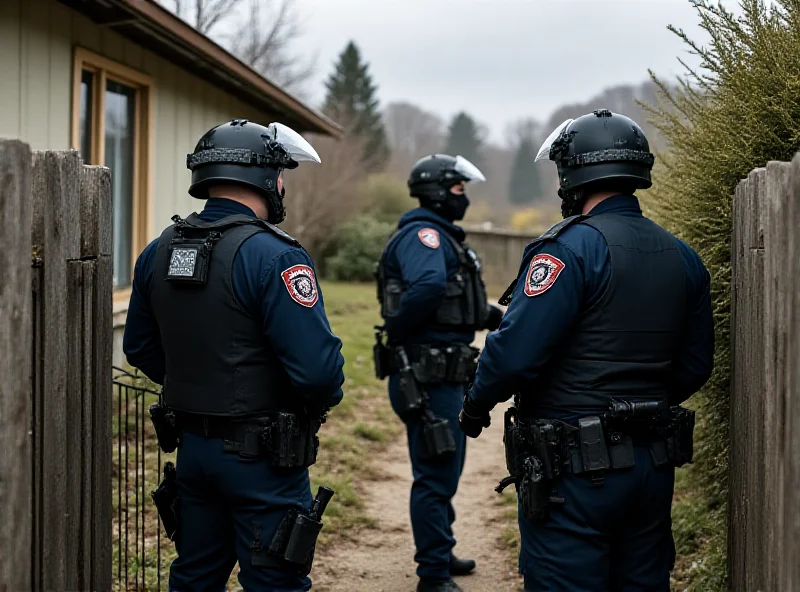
(323, 41, 389, 169)
(443, 112, 482, 167)
(507, 138, 542, 205)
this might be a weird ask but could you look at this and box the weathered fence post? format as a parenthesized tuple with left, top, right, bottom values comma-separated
(0, 140, 33, 592)
(777, 155, 800, 590)
(729, 155, 800, 590)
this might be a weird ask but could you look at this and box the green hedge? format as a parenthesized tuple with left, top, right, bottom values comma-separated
(644, 1, 800, 588)
(325, 215, 395, 282)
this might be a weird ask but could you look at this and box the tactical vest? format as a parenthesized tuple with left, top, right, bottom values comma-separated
(150, 213, 300, 417)
(509, 213, 688, 419)
(376, 225, 488, 333)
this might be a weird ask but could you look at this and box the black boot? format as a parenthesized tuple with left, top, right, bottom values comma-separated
(416, 578, 463, 592)
(449, 554, 476, 575)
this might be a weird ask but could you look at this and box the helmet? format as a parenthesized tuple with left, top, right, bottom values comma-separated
(407, 154, 486, 202)
(536, 109, 655, 193)
(186, 119, 321, 224)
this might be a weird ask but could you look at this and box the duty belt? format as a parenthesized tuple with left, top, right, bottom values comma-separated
(390, 343, 479, 384)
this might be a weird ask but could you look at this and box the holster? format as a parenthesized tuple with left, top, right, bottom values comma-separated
(149, 400, 180, 454)
(373, 326, 392, 380)
(665, 406, 695, 468)
(422, 414, 457, 461)
(518, 456, 562, 523)
(151, 462, 179, 541)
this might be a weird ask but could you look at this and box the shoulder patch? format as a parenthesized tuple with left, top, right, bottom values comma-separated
(281, 264, 319, 307)
(417, 228, 440, 249)
(524, 254, 566, 297)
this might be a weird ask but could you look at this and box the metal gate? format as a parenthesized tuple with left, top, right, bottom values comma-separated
(113, 367, 173, 591)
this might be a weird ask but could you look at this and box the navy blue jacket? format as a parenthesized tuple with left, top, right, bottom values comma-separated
(123, 198, 345, 409)
(469, 195, 714, 412)
(381, 207, 475, 345)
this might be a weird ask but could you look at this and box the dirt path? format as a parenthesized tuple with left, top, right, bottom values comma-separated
(312, 330, 524, 592)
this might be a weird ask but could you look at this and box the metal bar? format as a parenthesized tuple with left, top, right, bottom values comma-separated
(124, 385, 129, 590)
(140, 391, 145, 589)
(134, 387, 139, 591)
(117, 383, 122, 582)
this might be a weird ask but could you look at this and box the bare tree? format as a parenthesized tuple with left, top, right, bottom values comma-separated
(281, 126, 370, 258)
(159, 0, 316, 97)
(162, 0, 244, 36)
(383, 101, 445, 179)
(227, 0, 317, 97)
(504, 117, 541, 150)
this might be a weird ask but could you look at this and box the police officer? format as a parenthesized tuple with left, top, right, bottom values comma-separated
(123, 119, 345, 592)
(375, 154, 504, 592)
(458, 110, 715, 591)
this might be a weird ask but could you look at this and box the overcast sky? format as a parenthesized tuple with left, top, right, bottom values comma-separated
(293, 0, 738, 145)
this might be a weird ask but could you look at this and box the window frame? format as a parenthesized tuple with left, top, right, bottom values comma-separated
(71, 47, 155, 298)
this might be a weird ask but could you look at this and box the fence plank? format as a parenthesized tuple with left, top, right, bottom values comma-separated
(0, 139, 33, 592)
(762, 161, 792, 592)
(80, 260, 96, 590)
(31, 150, 82, 590)
(781, 153, 800, 590)
(91, 252, 113, 591)
(729, 167, 767, 592)
(81, 165, 113, 258)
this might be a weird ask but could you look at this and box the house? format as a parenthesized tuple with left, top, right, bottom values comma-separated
(0, 0, 339, 364)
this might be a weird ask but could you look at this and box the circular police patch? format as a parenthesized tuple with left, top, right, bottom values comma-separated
(524, 254, 566, 297)
(281, 264, 319, 307)
(417, 228, 440, 249)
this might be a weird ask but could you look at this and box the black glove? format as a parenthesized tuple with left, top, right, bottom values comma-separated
(484, 304, 504, 331)
(459, 394, 491, 438)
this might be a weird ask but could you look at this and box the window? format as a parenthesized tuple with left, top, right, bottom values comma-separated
(72, 48, 153, 291)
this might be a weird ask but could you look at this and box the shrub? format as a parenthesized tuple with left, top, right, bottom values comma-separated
(326, 215, 395, 282)
(644, 1, 800, 588)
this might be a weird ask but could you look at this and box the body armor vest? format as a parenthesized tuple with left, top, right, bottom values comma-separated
(150, 213, 299, 417)
(376, 225, 488, 334)
(517, 213, 687, 419)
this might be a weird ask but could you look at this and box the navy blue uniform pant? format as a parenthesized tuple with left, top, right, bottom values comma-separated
(389, 375, 467, 581)
(518, 446, 675, 592)
(169, 432, 313, 592)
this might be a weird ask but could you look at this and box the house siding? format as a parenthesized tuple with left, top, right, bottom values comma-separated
(0, 0, 279, 236)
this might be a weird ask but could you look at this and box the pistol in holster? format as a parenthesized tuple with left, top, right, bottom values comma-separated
(254, 486, 335, 577)
(151, 461, 180, 542)
(149, 398, 180, 454)
(373, 326, 392, 380)
(394, 346, 425, 420)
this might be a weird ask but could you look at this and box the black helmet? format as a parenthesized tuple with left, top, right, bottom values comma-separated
(407, 154, 486, 202)
(537, 109, 655, 193)
(186, 119, 321, 224)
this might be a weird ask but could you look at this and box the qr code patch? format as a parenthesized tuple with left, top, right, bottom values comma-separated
(168, 248, 198, 277)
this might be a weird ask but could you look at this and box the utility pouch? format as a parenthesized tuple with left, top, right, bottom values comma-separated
(578, 416, 610, 473)
(149, 400, 180, 454)
(667, 406, 695, 467)
(518, 456, 552, 523)
(396, 348, 424, 419)
(444, 345, 478, 384)
(608, 433, 636, 470)
(383, 279, 403, 316)
(265, 413, 319, 468)
(373, 327, 392, 380)
(151, 462, 179, 541)
(423, 416, 457, 460)
(413, 346, 448, 384)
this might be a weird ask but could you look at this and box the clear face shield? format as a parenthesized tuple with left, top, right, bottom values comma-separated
(535, 119, 574, 162)
(266, 122, 322, 164)
(453, 155, 487, 183)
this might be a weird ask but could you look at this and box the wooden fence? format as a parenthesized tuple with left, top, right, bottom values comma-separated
(464, 227, 539, 290)
(729, 155, 800, 591)
(0, 140, 113, 591)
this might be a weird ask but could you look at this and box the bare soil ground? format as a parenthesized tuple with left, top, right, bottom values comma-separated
(311, 330, 524, 592)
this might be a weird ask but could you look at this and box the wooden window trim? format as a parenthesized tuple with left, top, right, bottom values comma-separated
(71, 47, 155, 302)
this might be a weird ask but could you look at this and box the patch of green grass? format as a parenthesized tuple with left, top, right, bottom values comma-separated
(352, 422, 388, 442)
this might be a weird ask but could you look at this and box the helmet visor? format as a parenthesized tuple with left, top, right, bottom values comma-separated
(535, 119, 574, 162)
(454, 155, 486, 183)
(267, 122, 321, 164)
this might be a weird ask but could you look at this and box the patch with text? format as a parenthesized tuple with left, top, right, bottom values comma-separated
(281, 264, 319, 307)
(524, 254, 565, 297)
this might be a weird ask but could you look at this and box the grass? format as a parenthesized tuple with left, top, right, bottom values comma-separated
(112, 281, 401, 590)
